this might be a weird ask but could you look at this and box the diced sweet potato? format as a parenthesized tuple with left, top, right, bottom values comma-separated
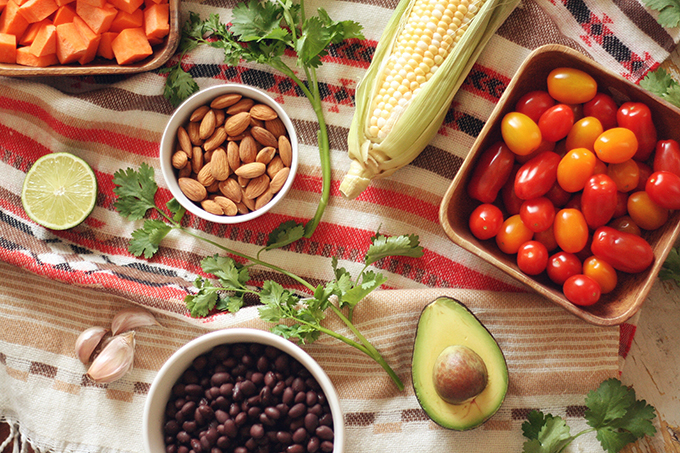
(0, 0, 9, 13)
(18, 0, 58, 23)
(72, 14, 99, 64)
(110, 26, 148, 64)
(0, 31, 16, 63)
(95, 29, 113, 58)
(107, 6, 139, 32)
(143, 2, 166, 40)
(54, 0, 73, 6)
(107, 0, 140, 15)
(51, 3, 75, 24)
(28, 20, 54, 55)
(0, 0, 29, 36)
(54, 20, 86, 63)
(16, 44, 57, 65)
(76, 0, 104, 8)
(18, 16, 48, 44)
(75, 0, 115, 34)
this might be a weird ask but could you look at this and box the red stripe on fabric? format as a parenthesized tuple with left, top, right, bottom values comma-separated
(618, 322, 637, 358)
(0, 96, 159, 157)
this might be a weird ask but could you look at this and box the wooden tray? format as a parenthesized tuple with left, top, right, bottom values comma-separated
(439, 44, 680, 326)
(0, 0, 179, 77)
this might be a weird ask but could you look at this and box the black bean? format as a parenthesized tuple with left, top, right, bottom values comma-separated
(219, 383, 234, 397)
(264, 371, 276, 387)
(174, 411, 185, 424)
(240, 380, 257, 396)
(320, 440, 333, 452)
(250, 424, 265, 439)
(256, 356, 269, 372)
(229, 403, 240, 418)
(307, 436, 320, 453)
(306, 391, 318, 407)
(165, 420, 181, 436)
(319, 413, 333, 426)
(181, 401, 196, 416)
(315, 425, 333, 441)
(234, 411, 248, 426)
(317, 394, 326, 405)
(194, 408, 205, 425)
(178, 446, 189, 453)
(286, 444, 304, 453)
(215, 410, 228, 424)
(208, 386, 220, 399)
(306, 378, 321, 392)
(211, 372, 231, 387)
(264, 406, 281, 420)
(294, 391, 306, 404)
(200, 377, 210, 388)
(309, 404, 323, 416)
(282, 387, 294, 404)
(276, 403, 289, 417)
(200, 435, 211, 450)
(276, 431, 292, 445)
(259, 413, 274, 427)
(304, 413, 319, 433)
(205, 427, 218, 444)
(232, 364, 248, 376)
(222, 357, 237, 368)
(210, 448, 222, 453)
(234, 447, 248, 453)
(241, 354, 254, 368)
(247, 406, 262, 419)
(166, 445, 177, 453)
(288, 403, 306, 419)
(211, 345, 230, 361)
(216, 436, 229, 449)
(190, 438, 202, 452)
(185, 384, 203, 397)
(251, 372, 264, 386)
(265, 346, 279, 359)
(223, 419, 238, 438)
(173, 384, 187, 397)
(182, 369, 199, 385)
(260, 386, 273, 406)
(182, 421, 197, 433)
(274, 354, 289, 372)
(193, 356, 208, 371)
(291, 378, 305, 393)
(292, 427, 307, 444)
(212, 396, 228, 411)
(290, 418, 305, 431)
(245, 437, 257, 450)
(272, 381, 286, 396)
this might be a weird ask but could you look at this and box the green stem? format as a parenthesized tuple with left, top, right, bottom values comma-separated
(556, 428, 597, 453)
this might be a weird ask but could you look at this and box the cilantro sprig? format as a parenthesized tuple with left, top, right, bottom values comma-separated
(522, 378, 656, 453)
(639, 67, 680, 108)
(659, 246, 680, 285)
(161, 0, 363, 239)
(113, 164, 423, 390)
(641, 0, 680, 28)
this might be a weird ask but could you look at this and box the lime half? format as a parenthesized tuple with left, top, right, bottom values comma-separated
(21, 153, 98, 230)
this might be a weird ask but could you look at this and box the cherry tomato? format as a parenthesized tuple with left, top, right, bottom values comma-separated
(608, 215, 641, 236)
(583, 256, 617, 294)
(501, 164, 524, 215)
(594, 127, 638, 164)
(567, 103, 584, 123)
(545, 181, 571, 207)
(515, 90, 555, 123)
(607, 159, 639, 192)
(535, 225, 559, 252)
(467, 142, 516, 203)
(581, 174, 618, 229)
(516, 139, 556, 164)
(563, 274, 601, 306)
(591, 226, 654, 273)
(469, 204, 504, 240)
(547, 67, 597, 104)
(645, 171, 680, 210)
(564, 193, 582, 211)
(627, 191, 668, 230)
(574, 234, 594, 263)
(583, 92, 618, 130)
(519, 197, 555, 233)
(546, 251, 582, 286)
(557, 148, 596, 192)
(653, 139, 680, 177)
(617, 102, 657, 162)
(517, 241, 549, 275)
(554, 208, 588, 254)
(501, 112, 542, 156)
(538, 104, 574, 142)
(514, 151, 561, 200)
(613, 191, 628, 218)
(635, 161, 653, 191)
(565, 117, 603, 152)
(496, 215, 534, 254)
(592, 158, 608, 175)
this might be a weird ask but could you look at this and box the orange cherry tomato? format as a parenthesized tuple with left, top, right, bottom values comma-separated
(592, 158, 607, 175)
(547, 67, 597, 104)
(496, 215, 534, 254)
(627, 191, 669, 230)
(501, 112, 542, 156)
(594, 127, 638, 164)
(557, 148, 596, 192)
(608, 215, 641, 236)
(534, 225, 559, 252)
(583, 256, 617, 294)
(565, 117, 603, 152)
(607, 159, 639, 192)
(554, 208, 588, 253)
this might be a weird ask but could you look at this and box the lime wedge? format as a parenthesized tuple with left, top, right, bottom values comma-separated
(21, 153, 98, 230)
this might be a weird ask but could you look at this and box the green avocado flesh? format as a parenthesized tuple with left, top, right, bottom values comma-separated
(412, 297, 508, 430)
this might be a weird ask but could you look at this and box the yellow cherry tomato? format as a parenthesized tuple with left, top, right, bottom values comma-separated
(583, 256, 617, 294)
(501, 112, 542, 156)
(496, 215, 534, 254)
(547, 67, 597, 104)
(627, 191, 669, 230)
(565, 116, 603, 152)
(557, 148, 597, 193)
(607, 159, 639, 192)
(554, 209, 589, 254)
(594, 127, 638, 164)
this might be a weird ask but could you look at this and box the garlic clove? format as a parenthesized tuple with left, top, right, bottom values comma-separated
(75, 326, 108, 364)
(86, 331, 135, 384)
(111, 306, 160, 336)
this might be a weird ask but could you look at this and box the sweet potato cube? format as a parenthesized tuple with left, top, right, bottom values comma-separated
(0, 0, 29, 36)
(16, 44, 57, 65)
(75, 0, 115, 34)
(0, 0, 9, 13)
(55, 20, 86, 63)
(108, 6, 139, 32)
(18, 0, 58, 23)
(110, 26, 149, 64)
(143, 2, 166, 40)
(76, 0, 105, 8)
(107, 0, 140, 15)
(51, 3, 75, 24)
(95, 29, 114, 58)
(0, 31, 16, 63)
(54, 0, 73, 6)
(18, 16, 48, 44)
(72, 14, 99, 64)
(28, 21, 55, 55)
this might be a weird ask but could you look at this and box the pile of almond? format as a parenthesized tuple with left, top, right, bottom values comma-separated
(172, 93, 293, 216)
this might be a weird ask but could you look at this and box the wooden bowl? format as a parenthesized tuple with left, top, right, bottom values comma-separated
(439, 44, 680, 326)
(0, 0, 179, 77)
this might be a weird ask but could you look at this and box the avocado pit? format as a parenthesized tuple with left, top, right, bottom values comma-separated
(433, 345, 488, 405)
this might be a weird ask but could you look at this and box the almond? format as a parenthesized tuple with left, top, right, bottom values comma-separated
(214, 196, 238, 216)
(172, 150, 189, 169)
(256, 146, 276, 164)
(178, 165, 192, 178)
(226, 98, 255, 115)
(204, 149, 214, 163)
(278, 135, 292, 167)
(197, 162, 216, 186)
(201, 199, 224, 216)
(250, 117, 264, 129)
(187, 121, 203, 145)
(224, 112, 251, 137)
(238, 175, 250, 188)
(255, 190, 273, 210)
(244, 174, 270, 199)
(190, 105, 210, 122)
(227, 141, 241, 171)
(203, 127, 227, 152)
(206, 180, 221, 193)
(235, 162, 266, 179)
(242, 193, 256, 211)
(265, 118, 287, 138)
(267, 156, 284, 178)
(269, 167, 290, 194)
(250, 103, 278, 121)
(213, 109, 226, 127)
(191, 146, 204, 174)
(251, 126, 278, 148)
(210, 148, 230, 181)
(179, 177, 207, 202)
(177, 126, 192, 155)
(211, 93, 242, 109)
(199, 109, 216, 140)
(236, 202, 250, 215)
(239, 135, 258, 164)
(218, 178, 242, 203)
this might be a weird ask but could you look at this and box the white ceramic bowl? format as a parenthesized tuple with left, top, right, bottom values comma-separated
(143, 328, 344, 453)
(160, 84, 299, 224)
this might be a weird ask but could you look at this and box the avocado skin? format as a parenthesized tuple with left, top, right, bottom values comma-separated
(411, 296, 509, 431)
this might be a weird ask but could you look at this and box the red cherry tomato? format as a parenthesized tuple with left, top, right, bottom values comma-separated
(467, 142, 516, 203)
(617, 102, 657, 162)
(469, 204, 504, 240)
(645, 171, 680, 210)
(554, 208, 588, 254)
(501, 164, 523, 215)
(546, 251, 582, 286)
(607, 159, 640, 192)
(613, 191, 628, 218)
(516, 139, 557, 164)
(564, 193, 582, 211)
(594, 128, 638, 164)
(496, 215, 534, 254)
(583, 93, 618, 130)
(517, 241, 549, 275)
(557, 148, 596, 192)
(547, 67, 597, 104)
(635, 161, 653, 191)
(519, 197, 555, 233)
(653, 139, 680, 177)
(565, 116, 603, 152)
(545, 181, 571, 207)
(514, 151, 561, 200)
(535, 225, 559, 252)
(538, 104, 574, 142)
(583, 256, 617, 294)
(591, 226, 654, 273)
(563, 274, 601, 306)
(627, 191, 668, 230)
(515, 90, 555, 123)
(581, 174, 618, 229)
(501, 112, 542, 156)
(608, 215, 641, 236)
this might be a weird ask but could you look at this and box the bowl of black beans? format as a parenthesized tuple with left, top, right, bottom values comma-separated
(143, 328, 343, 453)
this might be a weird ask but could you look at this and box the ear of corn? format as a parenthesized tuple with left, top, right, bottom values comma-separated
(341, 0, 520, 199)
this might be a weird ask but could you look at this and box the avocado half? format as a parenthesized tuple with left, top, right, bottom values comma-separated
(412, 297, 508, 430)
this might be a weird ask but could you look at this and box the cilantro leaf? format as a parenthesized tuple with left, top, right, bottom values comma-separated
(160, 63, 199, 107)
(128, 219, 172, 258)
(166, 198, 186, 223)
(585, 379, 635, 427)
(230, 0, 284, 42)
(185, 278, 219, 317)
(364, 233, 424, 265)
(659, 247, 680, 284)
(338, 271, 387, 309)
(215, 294, 245, 314)
(643, 0, 680, 27)
(640, 67, 680, 108)
(522, 415, 572, 453)
(112, 164, 158, 220)
(201, 255, 249, 289)
(522, 410, 554, 440)
(265, 220, 306, 251)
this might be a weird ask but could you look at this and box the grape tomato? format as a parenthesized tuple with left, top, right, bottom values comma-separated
(627, 191, 668, 231)
(583, 93, 618, 130)
(547, 67, 597, 104)
(563, 274, 601, 306)
(591, 226, 654, 273)
(557, 148, 596, 193)
(467, 141, 516, 203)
(546, 251, 582, 286)
(594, 127, 638, 164)
(519, 197, 555, 233)
(538, 104, 574, 142)
(645, 171, 680, 210)
(565, 116, 603, 152)
(554, 208, 588, 253)
(534, 225, 559, 252)
(608, 215, 641, 236)
(607, 159, 639, 192)
(583, 256, 617, 294)
(517, 241, 549, 275)
(514, 151, 561, 200)
(617, 102, 657, 162)
(469, 204, 504, 240)
(654, 139, 680, 177)
(496, 215, 534, 254)
(501, 112, 542, 156)
(515, 90, 555, 122)
(581, 174, 618, 229)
